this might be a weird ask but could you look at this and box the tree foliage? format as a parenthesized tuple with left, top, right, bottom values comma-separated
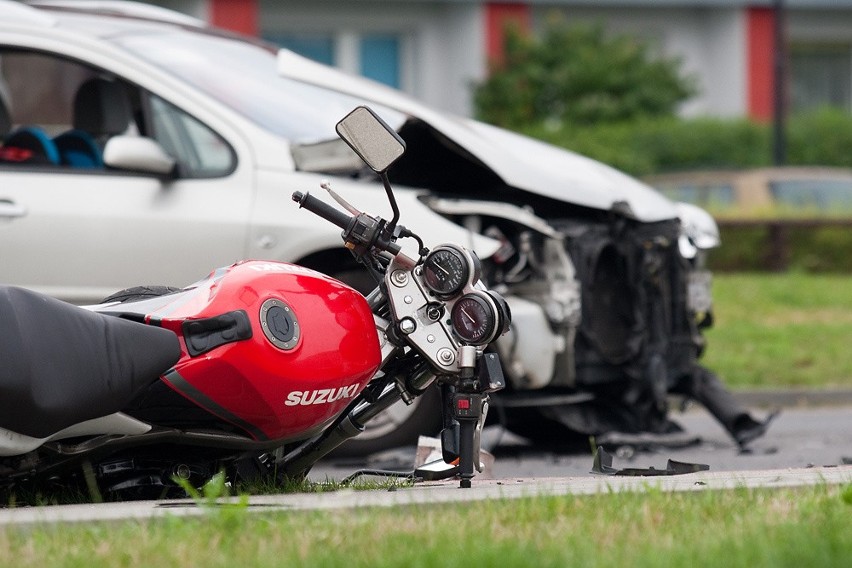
(474, 17, 696, 130)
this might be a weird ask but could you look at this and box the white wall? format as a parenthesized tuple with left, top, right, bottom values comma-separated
(690, 8, 747, 117)
(415, 2, 484, 117)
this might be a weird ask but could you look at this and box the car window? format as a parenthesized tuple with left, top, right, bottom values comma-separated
(656, 182, 735, 208)
(770, 179, 852, 211)
(0, 47, 233, 177)
(149, 95, 234, 178)
(0, 49, 91, 135)
(0, 49, 97, 165)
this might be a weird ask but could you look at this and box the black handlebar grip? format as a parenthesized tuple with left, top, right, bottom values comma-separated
(292, 191, 353, 231)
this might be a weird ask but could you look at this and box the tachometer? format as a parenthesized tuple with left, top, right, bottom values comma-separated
(451, 293, 497, 345)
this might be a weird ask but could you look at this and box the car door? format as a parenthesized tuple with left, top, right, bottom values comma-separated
(0, 47, 252, 304)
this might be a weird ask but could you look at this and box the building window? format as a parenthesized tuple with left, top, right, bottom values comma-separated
(790, 44, 852, 112)
(268, 34, 335, 67)
(266, 32, 401, 89)
(359, 35, 400, 89)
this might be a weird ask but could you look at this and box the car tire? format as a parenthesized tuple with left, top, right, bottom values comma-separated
(324, 263, 442, 457)
(332, 386, 443, 457)
(502, 406, 593, 450)
(330, 266, 380, 296)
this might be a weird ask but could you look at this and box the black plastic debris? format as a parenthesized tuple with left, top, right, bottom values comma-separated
(732, 410, 780, 449)
(591, 446, 709, 476)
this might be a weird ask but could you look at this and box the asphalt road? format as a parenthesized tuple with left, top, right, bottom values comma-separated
(310, 400, 852, 482)
(487, 403, 851, 478)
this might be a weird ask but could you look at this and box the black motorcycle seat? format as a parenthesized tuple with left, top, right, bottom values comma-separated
(0, 286, 181, 439)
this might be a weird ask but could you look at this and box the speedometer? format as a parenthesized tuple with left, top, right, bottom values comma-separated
(422, 246, 469, 296)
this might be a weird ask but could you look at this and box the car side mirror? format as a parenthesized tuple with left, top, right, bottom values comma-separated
(335, 106, 405, 174)
(103, 136, 177, 177)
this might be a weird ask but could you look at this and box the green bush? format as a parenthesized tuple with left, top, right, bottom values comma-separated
(473, 17, 695, 130)
(524, 117, 770, 176)
(786, 108, 852, 168)
(511, 109, 852, 177)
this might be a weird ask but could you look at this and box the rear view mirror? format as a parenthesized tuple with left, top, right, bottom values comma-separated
(335, 106, 405, 173)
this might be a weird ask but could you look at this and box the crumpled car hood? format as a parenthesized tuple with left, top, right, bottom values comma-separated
(278, 50, 679, 223)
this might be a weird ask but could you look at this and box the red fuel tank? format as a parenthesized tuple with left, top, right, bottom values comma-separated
(140, 261, 381, 442)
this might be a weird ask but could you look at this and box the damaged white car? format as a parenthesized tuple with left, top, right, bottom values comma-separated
(0, 0, 771, 454)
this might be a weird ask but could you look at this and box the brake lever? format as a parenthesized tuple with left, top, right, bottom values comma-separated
(321, 179, 361, 216)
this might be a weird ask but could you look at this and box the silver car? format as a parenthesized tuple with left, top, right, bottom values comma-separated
(1, 1, 730, 455)
(646, 166, 852, 217)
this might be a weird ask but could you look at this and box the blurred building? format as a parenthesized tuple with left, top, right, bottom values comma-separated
(149, 1, 852, 120)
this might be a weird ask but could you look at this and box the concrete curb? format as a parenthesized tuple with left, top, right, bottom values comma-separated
(1, 465, 849, 526)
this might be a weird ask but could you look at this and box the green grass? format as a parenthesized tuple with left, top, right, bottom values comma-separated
(703, 272, 852, 389)
(2, 472, 412, 509)
(0, 484, 849, 567)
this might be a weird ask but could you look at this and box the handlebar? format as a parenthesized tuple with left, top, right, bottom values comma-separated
(293, 190, 403, 258)
(292, 191, 353, 232)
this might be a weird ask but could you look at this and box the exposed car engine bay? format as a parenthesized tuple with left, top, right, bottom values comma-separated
(298, 115, 771, 449)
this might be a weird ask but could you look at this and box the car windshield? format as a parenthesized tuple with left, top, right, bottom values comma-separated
(770, 179, 852, 211)
(111, 30, 405, 144)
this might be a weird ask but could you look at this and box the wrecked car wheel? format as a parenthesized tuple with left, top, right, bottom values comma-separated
(501, 407, 591, 450)
(332, 387, 442, 457)
(328, 264, 441, 457)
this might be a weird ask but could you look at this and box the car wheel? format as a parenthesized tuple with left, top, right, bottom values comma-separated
(502, 406, 594, 450)
(324, 263, 442, 456)
(333, 386, 443, 457)
(101, 285, 181, 304)
(330, 267, 380, 296)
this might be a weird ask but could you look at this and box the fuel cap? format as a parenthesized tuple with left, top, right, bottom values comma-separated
(260, 298, 300, 350)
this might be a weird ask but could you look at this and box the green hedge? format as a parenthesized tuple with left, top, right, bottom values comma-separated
(519, 108, 852, 176)
(709, 224, 852, 273)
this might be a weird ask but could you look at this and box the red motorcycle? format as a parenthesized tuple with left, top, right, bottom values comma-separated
(0, 107, 510, 498)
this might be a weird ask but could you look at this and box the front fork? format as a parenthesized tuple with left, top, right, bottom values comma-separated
(439, 351, 505, 488)
(277, 351, 505, 488)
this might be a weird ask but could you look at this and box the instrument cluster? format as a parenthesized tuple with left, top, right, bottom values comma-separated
(420, 245, 510, 347)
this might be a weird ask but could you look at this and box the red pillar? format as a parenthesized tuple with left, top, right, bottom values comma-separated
(208, 0, 258, 36)
(746, 7, 776, 121)
(484, 2, 531, 66)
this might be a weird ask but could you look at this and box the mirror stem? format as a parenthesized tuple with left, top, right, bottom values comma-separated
(381, 172, 400, 233)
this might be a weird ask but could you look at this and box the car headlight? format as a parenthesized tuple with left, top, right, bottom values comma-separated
(675, 202, 720, 258)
